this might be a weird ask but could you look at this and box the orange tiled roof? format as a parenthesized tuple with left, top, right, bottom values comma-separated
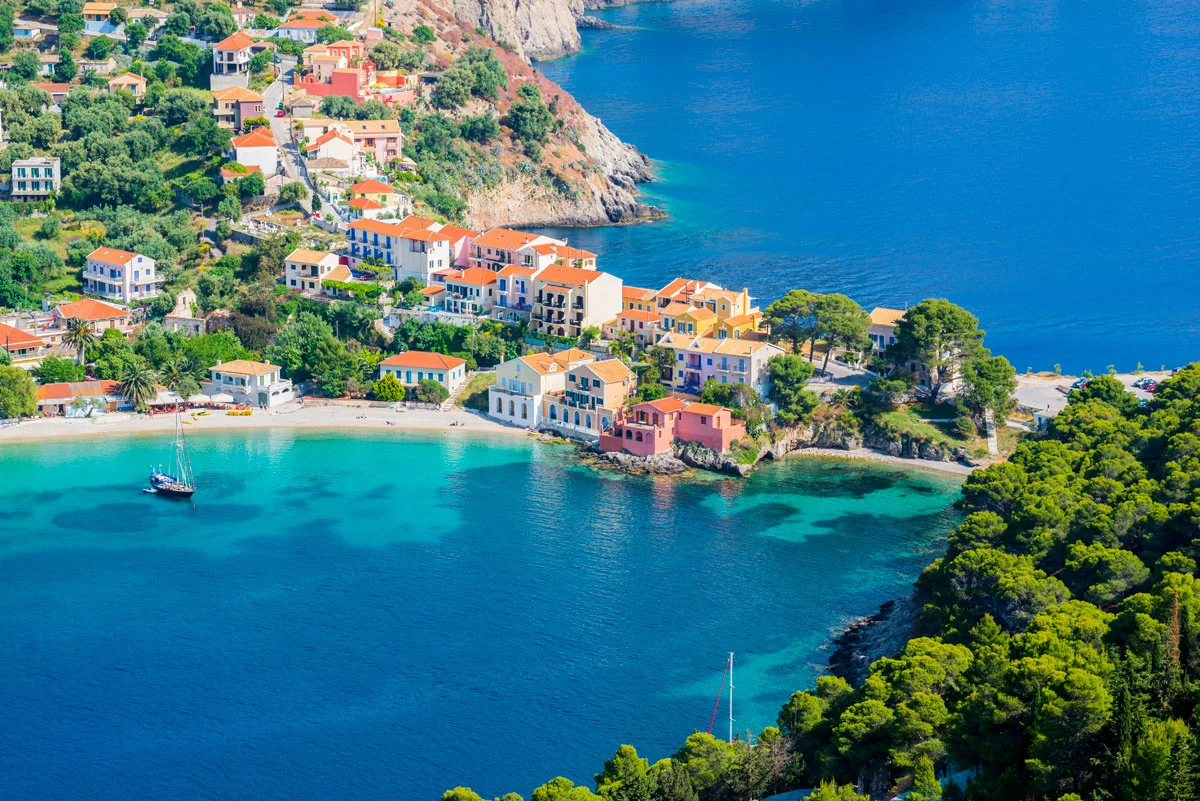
(232, 128, 277, 148)
(444, 267, 497, 286)
(212, 85, 263, 102)
(639, 397, 687, 413)
(380, 351, 466, 370)
(55, 298, 129, 321)
(87, 246, 138, 265)
(348, 197, 384, 210)
(215, 32, 255, 51)
(279, 18, 330, 29)
(474, 227, 541, 251)
(0, 322, 42, 351)
(535, 264, 608, 286)
(37, 380, 121, 401)
(350, 178, 394, 194)
(617, 309, 660, 323)
(622, 285, 656, 300)
(683, 402, 722, 416)
(437, 225, 477, 242)
(583, 359, 634, 383)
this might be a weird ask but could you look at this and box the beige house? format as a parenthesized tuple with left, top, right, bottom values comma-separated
(540, 358, 635, 440)
(869, 307, 905, 352)
(487, 348, 594, 428)
(284, 248, 341, 293)
(0, 321, 47, 368)
(107, 72, 147, 99)
(529, 264, 622, 341)
(203, 360, 295, 407)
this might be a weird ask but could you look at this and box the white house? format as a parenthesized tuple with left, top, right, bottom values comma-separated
(10, 156, 60, 201)
(346, 215, 457, 283)
(84, 246, 162, 303)
(202, 360, 296, 407)
(212, 31, 255, 78)
(378, 351, 466, 394)
(487, 348, 594, 428)
(869, 307, 905, 352)
(284, 248, 341, 293)
(231, 127, 278, 177)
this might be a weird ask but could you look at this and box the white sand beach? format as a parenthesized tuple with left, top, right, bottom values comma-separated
(0, 400, 527, 444)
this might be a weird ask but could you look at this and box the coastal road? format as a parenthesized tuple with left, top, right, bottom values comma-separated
(264, 59, 316, 216)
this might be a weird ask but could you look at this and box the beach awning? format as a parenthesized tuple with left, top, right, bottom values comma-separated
(192, 392, 234, 404)
(151, 390, 182, 406)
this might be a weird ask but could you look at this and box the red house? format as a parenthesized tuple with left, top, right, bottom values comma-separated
(600, 398, 746, 457)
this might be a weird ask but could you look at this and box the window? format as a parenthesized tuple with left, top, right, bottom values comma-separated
(706, 358, 712, 366)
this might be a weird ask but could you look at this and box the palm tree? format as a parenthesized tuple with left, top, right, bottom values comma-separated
(62, 318, 97, 366)
(158, 357, 200, 403)
(118, 361, 158, 408)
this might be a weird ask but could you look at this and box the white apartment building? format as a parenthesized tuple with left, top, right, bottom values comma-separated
(11, 157, 60, 201)
(84, 247, 162, 303)
(347, 216, 456, 283)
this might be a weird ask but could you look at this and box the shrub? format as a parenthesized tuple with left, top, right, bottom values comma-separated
(411, 24, 435, 44)
(954, 415, 976, 438)
(372, 373, 405, 402)
(412, 378, 449, 405)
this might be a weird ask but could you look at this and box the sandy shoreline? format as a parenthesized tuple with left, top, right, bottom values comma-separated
(0, 400, 530, 444)
(0, 402, 978, 478)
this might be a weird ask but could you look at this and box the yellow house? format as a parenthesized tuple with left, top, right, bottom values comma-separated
(541, 358, 635, 439)
(107, 72, 147, 100)
(622, 285, 658, 313)
(348, 178, 397, 206)
(672, 306, 718, 337)
(712, 312, 764, 340)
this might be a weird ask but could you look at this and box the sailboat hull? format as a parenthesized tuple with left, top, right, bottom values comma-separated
(148, 472, 195, 499)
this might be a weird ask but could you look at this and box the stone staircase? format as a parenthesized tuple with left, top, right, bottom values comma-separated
(441, 372, 477, 412)
(983, 409, 1000, 456)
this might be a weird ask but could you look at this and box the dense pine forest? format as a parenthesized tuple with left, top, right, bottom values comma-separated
(445, 366, 1200, 801)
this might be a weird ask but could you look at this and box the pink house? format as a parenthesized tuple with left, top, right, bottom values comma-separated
(599, 399, 746, 456)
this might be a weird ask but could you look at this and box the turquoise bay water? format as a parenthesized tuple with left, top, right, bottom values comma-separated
(536, 0, 1200, 373)
(0, 432, 961, 799)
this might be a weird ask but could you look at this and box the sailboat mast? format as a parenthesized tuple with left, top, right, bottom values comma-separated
(728, 652, 734, 743)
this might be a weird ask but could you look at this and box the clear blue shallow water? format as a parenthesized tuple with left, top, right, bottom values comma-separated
(0, 432, 960, 799)
(535, 0, 1200, 373)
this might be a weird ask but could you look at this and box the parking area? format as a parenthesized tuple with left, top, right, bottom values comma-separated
(1015, 372, 1171, 414)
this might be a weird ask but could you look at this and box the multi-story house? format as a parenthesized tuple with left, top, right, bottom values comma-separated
(347, 216, 456, 282)
(669, 306, 718, 337)
(203, 360, 296, 407)
(487, 348, 594, 428)
(600, 398, 747, 456)
(442, 267, 497, 315)
(540, 358, 635, 440)
(379, 351, 467, 394)
(230, 6, 255, 27)
(656, 333, 785, 397)
(0, 321, 47, 369)
(493, 264, 538, 321)
(213, 32, 255, 77)
(284, 248, 341, 293)
(343, 119, 402, 163)
(211, 85, 264, 130)
(690, 287, 756, 318)
(869, 307, 905, 352)
(296, 40, 375, 103)
(84, 247, 161, 303)
(10, 157, 60, 201)
(467, 229, 594, 273)
(529, 264, 622, 341)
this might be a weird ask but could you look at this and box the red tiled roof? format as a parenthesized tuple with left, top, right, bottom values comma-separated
(279, 18, 330, 28)
(437, 225, 477, 242)
(348, 197, 384, 210)
(444, 267, 497, 286)
(380, 351, 466, 370)
(617, 309, 661, 323)
(474, 227, 541, 250)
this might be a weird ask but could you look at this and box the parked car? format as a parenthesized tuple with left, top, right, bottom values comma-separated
(1146, 381, 1159, 393)
(275, 109, 285, 117)
(1070, 377, 1089, 390)
(1132, 376, 1156, 389)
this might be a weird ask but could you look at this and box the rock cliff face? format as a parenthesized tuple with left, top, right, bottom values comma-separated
(448, 0, 582, 61)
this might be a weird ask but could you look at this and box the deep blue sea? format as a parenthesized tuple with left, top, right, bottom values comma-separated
(0, 432, 961, 799)
(535, 0, 1200, 373)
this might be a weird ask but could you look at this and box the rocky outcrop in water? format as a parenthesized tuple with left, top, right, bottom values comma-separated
(829, 596, 923, 685)
(576, 15, 617, 28)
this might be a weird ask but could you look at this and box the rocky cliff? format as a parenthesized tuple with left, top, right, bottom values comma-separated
(448, 0, 582, 61)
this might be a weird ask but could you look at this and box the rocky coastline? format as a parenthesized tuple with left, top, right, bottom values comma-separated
(828, 595, 924, 685)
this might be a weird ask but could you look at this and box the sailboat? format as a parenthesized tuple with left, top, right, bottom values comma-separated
(706, 652, 735, 743)
(146, 411, 196, 498)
